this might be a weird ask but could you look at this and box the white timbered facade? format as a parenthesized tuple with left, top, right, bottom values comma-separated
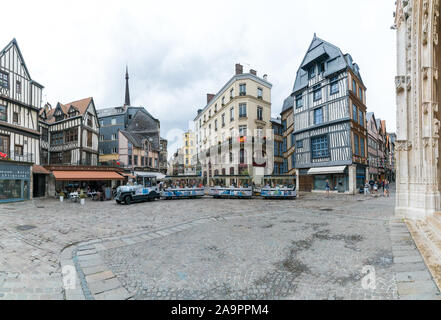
(39, 97, 100, 166)
(282, 35, 368, 194)
(0, 39, 43, 165)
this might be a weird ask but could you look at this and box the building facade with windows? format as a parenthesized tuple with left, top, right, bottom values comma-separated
(0, 39, 44, 202)
(38, 97, 100, 166)
(118, 130, 159, 171)
(97, 68, 161, 170)
(271, 117, 284, 175)
(194, 64, 272, 185)
(284, 35, 368, 194)
(183, 130, 196, 175)
(366, 112, 380, 181)
(159, 137, 168, 174)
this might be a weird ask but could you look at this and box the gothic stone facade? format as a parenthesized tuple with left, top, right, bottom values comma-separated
(395, 0, 441, 219)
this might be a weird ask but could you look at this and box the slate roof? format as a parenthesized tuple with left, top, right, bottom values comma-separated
(97, 106, 159, 123)
(120, 131, 145, 148)
(282, 34, 365, 114)
(126, 110, 160, 151)
(271, 117, 282, 125)
(281, 95, 294, 113)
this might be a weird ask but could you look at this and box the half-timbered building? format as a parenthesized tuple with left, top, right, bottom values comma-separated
(366, 112, 380, 181)
(39, 97, 100, 166)
(283, 35, 368, 194)
(0, 39, 44, 202)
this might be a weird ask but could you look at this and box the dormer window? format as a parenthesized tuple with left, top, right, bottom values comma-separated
(318, 62, 325, 74)
(55, 112, 64, 122)
(308, 66, 315, 79)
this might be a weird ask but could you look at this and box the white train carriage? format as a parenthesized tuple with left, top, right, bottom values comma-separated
(260, 175, 297, 200)
(161, 175, 205, 200)
(209, 175, 253, 199)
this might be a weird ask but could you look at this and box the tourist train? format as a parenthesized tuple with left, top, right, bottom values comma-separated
(115, 174, 297, 205)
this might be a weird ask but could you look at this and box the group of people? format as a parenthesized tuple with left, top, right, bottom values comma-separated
(163, 181, 204, 190)
(364, 179, 391, 197)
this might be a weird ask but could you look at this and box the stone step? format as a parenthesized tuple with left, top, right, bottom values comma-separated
(429, 213, 441, 237)
(409, 220, 441, 292)
(424, 217, 441, 258)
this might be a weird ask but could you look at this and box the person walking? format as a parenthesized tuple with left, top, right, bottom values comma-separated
(373, 181, 378, 196)
(364, 180, 370, 196)
(369, 179, 375, 193)
(385, 180, 390, 197)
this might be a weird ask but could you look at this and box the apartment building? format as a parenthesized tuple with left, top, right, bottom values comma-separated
(194, 64, 272, 185)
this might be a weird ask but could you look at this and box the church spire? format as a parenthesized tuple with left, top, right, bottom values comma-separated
(124, 66, 131, 106)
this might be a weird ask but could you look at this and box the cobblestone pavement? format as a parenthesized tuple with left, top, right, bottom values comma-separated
(0, 189, 440, 300)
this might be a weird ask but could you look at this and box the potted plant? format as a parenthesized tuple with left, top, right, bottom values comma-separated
(59, 192, 65, 202)
(79, 192, 86, 205)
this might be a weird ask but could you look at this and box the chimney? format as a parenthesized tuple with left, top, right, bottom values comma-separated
(250, 69, 257, 76)
(235, 63, 243, 75)
(207, 94, 215, 104)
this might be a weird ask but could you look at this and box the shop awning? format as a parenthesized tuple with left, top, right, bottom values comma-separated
(52, 171, 125, 181)
(32, 165, 50, 175)
(307, 166, 347, 175)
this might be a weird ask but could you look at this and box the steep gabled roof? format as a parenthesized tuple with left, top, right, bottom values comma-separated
(43, 97, 93, 124)
(292, 34, 364, 94)
(0, 38, 31, 80)
(120, 130, 145, 148)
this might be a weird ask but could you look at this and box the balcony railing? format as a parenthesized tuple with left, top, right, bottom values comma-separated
(5, 152, 35, 163)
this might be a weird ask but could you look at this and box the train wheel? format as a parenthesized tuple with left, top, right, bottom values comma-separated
(124, 195, 131, 205)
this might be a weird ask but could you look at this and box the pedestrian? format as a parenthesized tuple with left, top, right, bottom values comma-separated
(364, 180, 370, 196)
(325, 180, 330, 197)
(373, 181, 378, 196)
(385, 180, 390, 197)
(369, 179, 375, 193)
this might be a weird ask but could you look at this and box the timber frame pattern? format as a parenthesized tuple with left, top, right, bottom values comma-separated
(395, 0, 441, 219)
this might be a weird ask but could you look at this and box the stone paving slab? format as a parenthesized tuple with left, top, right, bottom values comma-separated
(394, 255, 424, 264)
(94, 287, 132, 300)
(81, 265, 108, 276)
(396, 270, 433, 282)
(397, 280, 440, 296)
(85, 271, 115, 283)
(88, 278, 121, 295)
(393, 262, 429, 273)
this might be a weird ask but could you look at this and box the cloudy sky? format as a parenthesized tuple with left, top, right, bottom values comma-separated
(1, 0, 397, 155)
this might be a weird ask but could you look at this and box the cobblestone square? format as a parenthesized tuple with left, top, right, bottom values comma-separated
(0, 190, 439, 300)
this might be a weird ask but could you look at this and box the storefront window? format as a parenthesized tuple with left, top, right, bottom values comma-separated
(0, 180, 22, 200)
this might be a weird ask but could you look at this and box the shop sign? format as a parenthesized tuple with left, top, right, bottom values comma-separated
(0, 163, 30, 179)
